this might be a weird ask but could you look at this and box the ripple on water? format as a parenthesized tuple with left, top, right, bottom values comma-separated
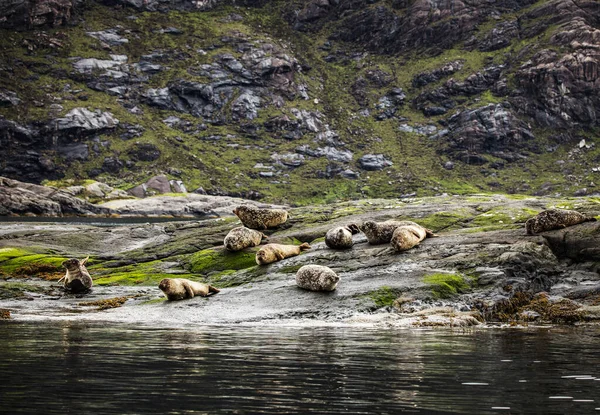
(0, 323, 599, 415)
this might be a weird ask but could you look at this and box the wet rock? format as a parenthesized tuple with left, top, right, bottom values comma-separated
(357, 154, 393, 171)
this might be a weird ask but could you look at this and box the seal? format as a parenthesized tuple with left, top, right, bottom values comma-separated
(390, 223, 431, 252)
(526, 209, 597, 235)
(232, 205, 288, 230)
(295, 265, 340, 292)
(362, 220, 434, 245)
(256, 243, 311, 265)
(59, 256, 93, 293)
(325, 224, 360, 249)
(224, 226, 267, 252)
(158, 278, 220, 301)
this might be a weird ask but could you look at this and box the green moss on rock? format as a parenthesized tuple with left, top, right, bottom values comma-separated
(187, 248, 257, 275)
(423, 273, 469, 299)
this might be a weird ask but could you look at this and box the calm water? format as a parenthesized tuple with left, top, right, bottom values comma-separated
(1, 323, 599, 414)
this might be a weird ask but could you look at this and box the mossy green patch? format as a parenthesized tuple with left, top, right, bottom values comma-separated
(367, 286, 399, 308)
(423, 273, 469, 299)
(417, 209, 474, 232)
(187, 248, 257, 275)
(0, 248, 68, 276)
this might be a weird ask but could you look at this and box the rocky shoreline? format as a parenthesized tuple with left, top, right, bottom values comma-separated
(1, 191, 600, 328)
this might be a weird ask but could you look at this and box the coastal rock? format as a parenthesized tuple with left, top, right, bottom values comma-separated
(0, 176, 109, 216)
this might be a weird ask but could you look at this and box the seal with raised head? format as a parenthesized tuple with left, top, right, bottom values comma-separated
(526, 209, 597, 235)
(232, 205, 288, 230)
(59, 257, 93, 293)
(256, 243, 311, 265)
(224, 226, 267, 252)
(362, 220, 434, 245)
(295, 265, 340, 292)
(325, 224, 360, 249)
(390, 223, 432, 252)
(158, 278, 220, 301)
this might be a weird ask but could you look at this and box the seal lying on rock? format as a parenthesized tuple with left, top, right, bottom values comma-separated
(256, 243, 311, 265)
(59, 257, 93, 293)
(526, 209, 597, 235)
(295, 265, 340, 292)
(224, 226, 267, 252)
(362, 220, 434, 245)
(158, 278, 220, 301)
(325, 224, 360, 249)
(233, 205, 288, 230)
(390, 223, 432, 252)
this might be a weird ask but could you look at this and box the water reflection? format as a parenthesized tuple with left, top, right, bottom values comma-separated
(0, 323, 599, 414)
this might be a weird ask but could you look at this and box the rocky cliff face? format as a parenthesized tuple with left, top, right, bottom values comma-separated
(1, 0, 599, 202)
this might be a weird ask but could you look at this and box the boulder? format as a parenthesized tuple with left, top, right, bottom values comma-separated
(541, 222, 600, 261)
(357, 154, 393, 171)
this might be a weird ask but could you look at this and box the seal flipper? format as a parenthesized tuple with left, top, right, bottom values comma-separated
(425, 228, 437, 237)
(275, 250, 285, 261)
(208, 285, 220, 295)
(299, 242, 311, 251)
(184, 283, 195, 299)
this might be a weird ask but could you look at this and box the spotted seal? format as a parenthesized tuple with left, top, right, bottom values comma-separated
(59, 257, 93, 293)
(525, 209, 597, 235)
(390, 223, 432, 252)
(362, 220, 434, 245)
(158, 278, 220, 301)
(325, 224, 360, 249)
(224, 226, 267, 252)
(256, 243, 311, 265)
(233, 205, 288, 230)
(295, 265, 340, 292)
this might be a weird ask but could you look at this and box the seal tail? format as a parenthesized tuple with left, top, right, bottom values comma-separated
(299, 242, 311, 251)
(208, 285, 220, 294)
(586, 215, 598, 222)
(81, 256, 90, 265)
